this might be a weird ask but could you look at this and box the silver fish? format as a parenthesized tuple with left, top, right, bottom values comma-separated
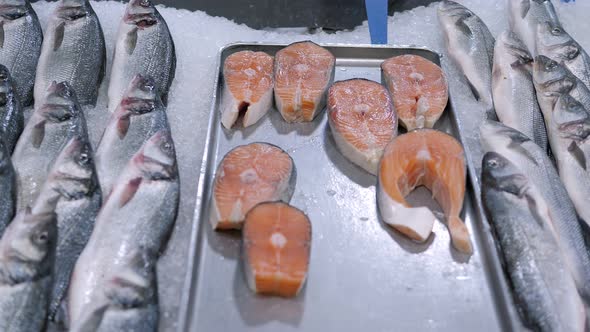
(0, 138, 15, 236)
(482, 152, 586, 332)
(34, 0, 105, 107)
(32, 135, 101, 323)
(12, 81, 88, 210)
(480, 120, 590, 303)
(96, 74, 168, 197)
(438, 0, 496, 117)
(507, 0, 560, 56)
(70, 249, 158, 332)
(0, 209, 57, 332)
(536, 21, 590, 90)
(492, 30, 548, 151)
(0, 64, 21, 152)
(107, 0, 175, 112)
(0, 0, 42, 106)
(68, 129, 178, 326)
(533, 55, 590, 111)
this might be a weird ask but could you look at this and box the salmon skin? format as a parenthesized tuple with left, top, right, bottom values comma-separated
(210, 142, 295, 230)
(274, 41, 335, 123)
(243, 202, 311, 297)
(377, 129, 472, 254)
(327, 78, 397, 175)
(381, 54, 448, 130)
(220, 51, 274, 129)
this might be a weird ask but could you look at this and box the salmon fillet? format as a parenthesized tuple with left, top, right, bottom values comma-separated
(377, 129, 471, 254)
(328, 79, 397, 175)
(210, 143, 295, 230)
(243, 201, 311, 297)
(220, 51, 274, 129)
(274, 41, 335, 123)
(381, 55, 448, 130)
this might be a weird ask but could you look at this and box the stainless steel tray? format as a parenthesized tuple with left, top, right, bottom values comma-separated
(178, 43, 521, 332)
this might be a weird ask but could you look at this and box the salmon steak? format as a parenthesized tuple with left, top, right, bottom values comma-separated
(210, 143, 295, 230)
(377, 129, 471, 254)
(243, 202, 311, 297)
(328, 79, 397, 175)
(274, 41, 335, 123)
(220, 51, 274, 129)
(381, 55, 448, 130)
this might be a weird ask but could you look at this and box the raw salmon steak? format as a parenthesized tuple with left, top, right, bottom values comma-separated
(220, 51, 274, 129)
(243, 201, 311, 297)
(328, 79, 397, 175)
(377, 129, 471, 254)
(381, 55, 448, 130)
(274, 41, 335, 123)
(210, 143, 295, 230)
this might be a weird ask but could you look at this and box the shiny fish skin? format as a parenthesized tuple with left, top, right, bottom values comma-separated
(32, 135, 101, 323)
(68, 129, 178, 326)
(34, 0, 105, 107)
(508, 0, 560, 56)
(438, 0, 495, 117)
(533, 55, 590, 111)
(0, 209, 57, 332)
(0, 0, 42, 106)
(482, 152, 585, 332)
(492, 31, 548, 152)
(480, 120, 590, 304)
(12, 81, 88, 210)
(0, 139, 15, 236)
(107, 0, 175, 112)
(0, 64, 22, 152)
(96, 74, 168, 197)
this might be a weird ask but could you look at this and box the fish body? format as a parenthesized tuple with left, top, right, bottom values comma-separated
(32, 135, 101, 322)
(508, 0, 560, 56)
(327, 78, 397, 175)
(0, 0, 42, 106)
(0, 64, 22, 152)
(0, 209, 58, 332)
(34, 0, 105, 106)
(481, 152, 586, 332)
(480, 120, 590, 303)
(12, 81, 87, 210)
(108, 0, 175, 112)
(0, 139, 15, 236)
(492, 31, 548, 151)
(96, 75, 168, 197)
(68, 130, 178, 326)
(438, 0, 495, 116)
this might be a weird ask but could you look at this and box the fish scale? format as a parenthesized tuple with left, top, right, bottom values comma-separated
(0, 64, 23, 152)
(0, 138, 15, 236)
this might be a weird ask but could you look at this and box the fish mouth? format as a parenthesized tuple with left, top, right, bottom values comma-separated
(124, 12, 157, 27)
(122, 99, 156, 115)
(57, 5, 88, 21)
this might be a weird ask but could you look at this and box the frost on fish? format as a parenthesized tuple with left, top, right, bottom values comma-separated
(274, 41, 335, 123)
(220, 50, 274, 129)
(210, 142, 295, 230)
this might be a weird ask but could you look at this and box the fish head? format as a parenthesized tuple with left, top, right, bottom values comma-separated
(48, 136, 97, 200)
(535, 21, 580, 61)
(135, 130, 177, 181)
(533, 55, 575, 92)
(117, 74, 159, 116)
(480, 120, 531, 150)
(497, 31, 533, 68)
(39, 81, 81, 121)
(482, 152, 528, 197)
(57, 0, 90, 21)
(554, 94, 590, 141)
(124, 0, 158, 27)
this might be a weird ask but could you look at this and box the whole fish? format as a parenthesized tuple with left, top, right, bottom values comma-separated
(0, 0, 42, 106)
(70, 249, 158, 332)
(0, 209, 58, 332)
(533, 55, 590, 111)
(12, 81, 88, 210)
(0, 65, 22, 152)
(482, 151, 586, 332)
(480, 120, 590, 303)
(96, 74, 168, 197)
(0, 138, 15, 236)
(492, 30, 548, 151)
(438, 0, 496, 117)
(536, 21, 590, 90)
(107, 0, 175, 112)
(68, 129, 179, 326)
(34, 0, 105, 107)
(507, 0, 560, 56)
(32, 135, 101, 323)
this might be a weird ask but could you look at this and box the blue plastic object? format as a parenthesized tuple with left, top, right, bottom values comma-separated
(365, 0, 388, 44)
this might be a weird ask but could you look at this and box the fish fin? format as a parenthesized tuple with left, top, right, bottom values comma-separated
(117, 116, 130, 139)
(520, 0, 530, 18)
(0, 22, 4, 48)
(568, 141, 587, 170)
(464, 76, 480, 101)
(455, 19, 473, 39)
(524, 188, 553, 229)
(53, 22, 65, 51)
(119, 177, 142, 207)
(32, 121, 46, 149)
(126, 27, 138, 55)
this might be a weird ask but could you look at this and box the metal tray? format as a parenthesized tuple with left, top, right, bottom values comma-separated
(178, 43, 521, 332)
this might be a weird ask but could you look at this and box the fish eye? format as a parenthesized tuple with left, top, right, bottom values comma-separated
(545, 61, 557, 71)
(140, 0, 151, 7)
(487, 159, 499, 168)
(551, 27, 562, 35)
(36, 231, 49, 244)
(78, 152, 90, 165)
(162, 141, 172, 152)
(566, 46, 579, 60)
(0, 72, 7, 81)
